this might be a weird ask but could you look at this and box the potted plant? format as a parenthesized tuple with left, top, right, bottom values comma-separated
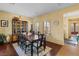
(0, 34, 6, 44)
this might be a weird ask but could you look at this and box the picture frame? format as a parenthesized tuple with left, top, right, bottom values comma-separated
(53, 20, 59, 25)
(0, 20, 1, 27)
(1, 20, 8, 27)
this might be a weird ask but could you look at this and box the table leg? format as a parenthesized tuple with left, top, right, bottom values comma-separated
(37, 41, 39, 56)
(44, 39, 46, 51)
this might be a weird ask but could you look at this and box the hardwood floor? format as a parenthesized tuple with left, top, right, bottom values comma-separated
(0, 43, 18, 56)
(0, 41, 79, 56)
(46, 41, 62, 56)
(57, 44, 79, 56)
(0, 42, 62, 56)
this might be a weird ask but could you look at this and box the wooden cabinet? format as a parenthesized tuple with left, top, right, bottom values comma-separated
(12, 20, 21, 34)
(12, 17, 28, 42)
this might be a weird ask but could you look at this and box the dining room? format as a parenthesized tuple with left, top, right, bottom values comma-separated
(1, 3, 79, 56)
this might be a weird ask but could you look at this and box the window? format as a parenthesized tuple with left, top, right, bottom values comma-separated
(44, 21, 50, 35)
(35, 22, 39, 32)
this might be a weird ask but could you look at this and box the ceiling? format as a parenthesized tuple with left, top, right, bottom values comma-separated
(0, 3, 74, 17)
(64, 10, 79, 18)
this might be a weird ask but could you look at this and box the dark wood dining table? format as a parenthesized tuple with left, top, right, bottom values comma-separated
(25, 34, 46, 56)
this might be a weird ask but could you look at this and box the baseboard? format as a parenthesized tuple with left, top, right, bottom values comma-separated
(46, 41, 62, 46)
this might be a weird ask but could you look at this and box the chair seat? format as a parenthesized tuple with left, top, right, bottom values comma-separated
(33, 41, 41, 48)
(33, 46, 44, 52)
(25, 41, 31, 45)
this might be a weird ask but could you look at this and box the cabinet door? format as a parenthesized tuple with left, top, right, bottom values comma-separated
(12, 35, 17, 41)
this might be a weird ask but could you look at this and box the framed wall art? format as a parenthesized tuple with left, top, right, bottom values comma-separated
(1, 20, 8, 27)
(53, 20, 59, 26)
(0, 20, 1, 27)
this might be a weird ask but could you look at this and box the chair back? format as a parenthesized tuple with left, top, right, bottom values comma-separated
(38, 34, 46, 47)
(18, 34, 26, 43)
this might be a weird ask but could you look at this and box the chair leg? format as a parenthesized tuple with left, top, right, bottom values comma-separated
(37, 42, 39, 56)
(37, 47, 39, 56)
(21, 44, 24, 50)
(25, 45, 27, 54)
(31, 42, 33, 56)
(44, 40, 46, 51)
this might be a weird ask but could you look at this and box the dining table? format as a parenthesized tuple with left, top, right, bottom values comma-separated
(25, 34, 46, 56)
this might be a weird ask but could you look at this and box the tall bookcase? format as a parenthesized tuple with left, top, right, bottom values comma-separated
(12, 17, 28, 42)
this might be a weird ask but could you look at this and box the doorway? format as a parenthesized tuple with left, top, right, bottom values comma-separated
(64, 18, 79, 45)
(67, 19, 79, 45)
(63, 11, 79, 45)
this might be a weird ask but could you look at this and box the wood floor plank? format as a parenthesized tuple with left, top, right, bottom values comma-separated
(0, 43, 18, 56)
(1, 41, 79, 56)
(46, 41, 62, 56)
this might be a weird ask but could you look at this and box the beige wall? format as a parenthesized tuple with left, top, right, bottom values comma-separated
(64, 18, 69, 39)
(32, 4, 79, 45)
(33, 12, 64, 45)
(0, 11, 32, 36)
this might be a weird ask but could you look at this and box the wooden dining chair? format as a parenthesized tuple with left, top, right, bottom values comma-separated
(33, 34, 46, 56)
(18, 34, 31, 53)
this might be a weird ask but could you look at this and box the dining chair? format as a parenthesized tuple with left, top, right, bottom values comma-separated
(18, 34, 31, 53)
(33, 34, 46, 56)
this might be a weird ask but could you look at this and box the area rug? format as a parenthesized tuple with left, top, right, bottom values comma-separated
(12, 43, 52, 56)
